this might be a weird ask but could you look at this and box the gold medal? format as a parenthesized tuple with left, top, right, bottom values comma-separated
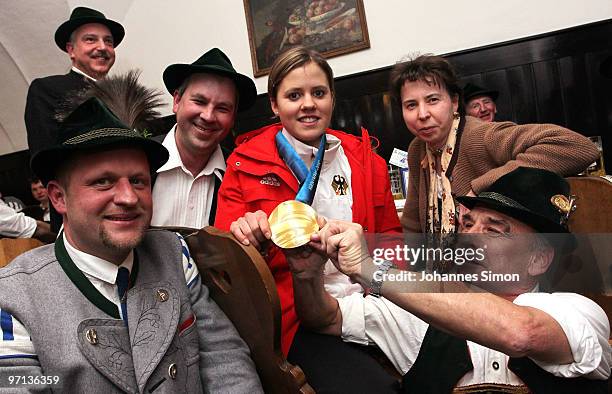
(269, 200, 319, 249)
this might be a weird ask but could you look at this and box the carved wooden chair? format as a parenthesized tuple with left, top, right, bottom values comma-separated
(556, 177, 612, 344)
(0, 238, 43, 268)
(184, 226, 314, 394)
(566, 176, 612, 233)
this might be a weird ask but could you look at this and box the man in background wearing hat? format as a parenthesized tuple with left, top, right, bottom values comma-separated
(287, 167, 610, 392)
(0, 98, 262, 392)
(150, 48, 257, 229)
(25, 6, 123, 157)
(463, 82, 499, 122)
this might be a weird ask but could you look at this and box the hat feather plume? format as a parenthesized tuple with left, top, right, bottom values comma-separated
(56, 69, 164, 133)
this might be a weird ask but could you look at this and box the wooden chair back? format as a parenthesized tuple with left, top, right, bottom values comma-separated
(566, 176, 612, 233)
(565, 177, 612, 296)
(0, 238, 43, 268)
(185, 226, 313, 394)
(558, 177, 612, 340)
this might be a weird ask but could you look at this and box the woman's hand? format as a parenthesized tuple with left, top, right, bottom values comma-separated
(229, 210, 271, 250)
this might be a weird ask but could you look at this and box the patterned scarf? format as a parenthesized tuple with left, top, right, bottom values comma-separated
(425, 113, 460, 234)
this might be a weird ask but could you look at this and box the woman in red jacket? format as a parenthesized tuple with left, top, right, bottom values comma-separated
(215, 46, 401, 392)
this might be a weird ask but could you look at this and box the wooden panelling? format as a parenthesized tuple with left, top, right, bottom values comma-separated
(532, 60, 564, 124)
(507, 64, 539, 123)
(558, 55, 595, 133)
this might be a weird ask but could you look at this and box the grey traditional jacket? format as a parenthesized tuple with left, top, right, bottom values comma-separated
(0, 230, 262, 393)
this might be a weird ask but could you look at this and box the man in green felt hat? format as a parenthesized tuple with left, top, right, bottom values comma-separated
(0, 97, 262, 392)
(151, 48, 257, 229)
(25, 6, 124, 157)
(463, 82, 499, 122)
(285, 167, 611, 392)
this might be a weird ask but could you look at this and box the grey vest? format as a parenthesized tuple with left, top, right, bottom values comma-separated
(0, 230, 203, 393)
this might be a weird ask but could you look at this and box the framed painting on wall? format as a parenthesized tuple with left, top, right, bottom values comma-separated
(243, 0, 370, 77)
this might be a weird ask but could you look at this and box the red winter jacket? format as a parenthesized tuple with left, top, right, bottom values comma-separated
(215, 123, 401, 354)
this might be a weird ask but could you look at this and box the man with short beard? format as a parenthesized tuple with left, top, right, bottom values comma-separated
(25, 6, 122, 157)
(0, 98, 262, 393)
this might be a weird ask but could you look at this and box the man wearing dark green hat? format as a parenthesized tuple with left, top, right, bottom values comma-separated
(25, 6, 124, 157)
(0, 97, 262, 392)
(151, 48, 257, 229)
(463, 82, 499, 122)
(285, 167, 610, 392)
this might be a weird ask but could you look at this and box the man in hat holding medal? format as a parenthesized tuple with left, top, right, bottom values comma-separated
(25, 6, 123, 157)
(150, 48, 257, 229)
(289, 167, 611, 391)
(0, 98, 262, 392)
(463, 82, 499, 122)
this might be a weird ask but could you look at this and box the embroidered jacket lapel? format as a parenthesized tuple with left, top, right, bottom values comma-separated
(127, 281, 180, 392)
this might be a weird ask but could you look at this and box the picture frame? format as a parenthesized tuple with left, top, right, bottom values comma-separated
(243, 0, 370, 77)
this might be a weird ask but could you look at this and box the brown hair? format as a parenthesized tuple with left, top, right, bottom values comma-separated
(267, 46, 335, 100)
(175, 74, 240, 114)
(390, 54, 463, 114)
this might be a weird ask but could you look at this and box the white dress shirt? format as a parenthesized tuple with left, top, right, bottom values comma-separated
(282, 129, 361, 297)
(338, 291, 612, 384)
(0, 199, 36, 238)
(151, 125, 225, 228)
(63, 233, 134, 319)
(71, 66, 96, 81)
(41, 204, 50, 222)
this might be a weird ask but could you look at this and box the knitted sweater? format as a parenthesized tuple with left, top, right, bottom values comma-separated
(401, 116, 599, 233)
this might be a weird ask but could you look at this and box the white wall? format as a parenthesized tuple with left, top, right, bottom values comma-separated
(109, 0, 612, 114)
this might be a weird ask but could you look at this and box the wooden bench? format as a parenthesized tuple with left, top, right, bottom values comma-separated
(0, 238, 43, 268)
(563, 177, 612, 343)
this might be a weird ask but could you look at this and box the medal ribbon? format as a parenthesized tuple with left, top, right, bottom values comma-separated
(275, 130, 326, 205)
